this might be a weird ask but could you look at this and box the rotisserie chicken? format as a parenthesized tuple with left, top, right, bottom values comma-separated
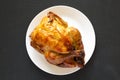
(30, 12, 85, 68)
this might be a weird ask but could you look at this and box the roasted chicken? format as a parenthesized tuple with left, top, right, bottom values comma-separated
(30, 12, 85, 68)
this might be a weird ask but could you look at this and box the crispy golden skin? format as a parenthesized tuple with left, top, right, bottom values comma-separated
(30, 12, 85, 68)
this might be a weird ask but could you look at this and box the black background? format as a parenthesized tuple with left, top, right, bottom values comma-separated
(0, 0, 120, 80)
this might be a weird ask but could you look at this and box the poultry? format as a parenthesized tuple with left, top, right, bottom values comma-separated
(30, 12, 85, 68)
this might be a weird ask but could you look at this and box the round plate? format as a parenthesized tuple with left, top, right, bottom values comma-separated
(26, 5, 96, 75)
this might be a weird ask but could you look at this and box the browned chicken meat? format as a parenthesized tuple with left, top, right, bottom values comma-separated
(30, 12, 85, 68)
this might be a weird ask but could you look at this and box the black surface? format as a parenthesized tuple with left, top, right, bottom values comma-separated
(0, 0, 120, 80)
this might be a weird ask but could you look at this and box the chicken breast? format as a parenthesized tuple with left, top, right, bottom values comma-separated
(30, 12, 85, 68)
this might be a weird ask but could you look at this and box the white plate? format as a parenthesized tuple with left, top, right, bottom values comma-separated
(26, 5, 96, 75)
